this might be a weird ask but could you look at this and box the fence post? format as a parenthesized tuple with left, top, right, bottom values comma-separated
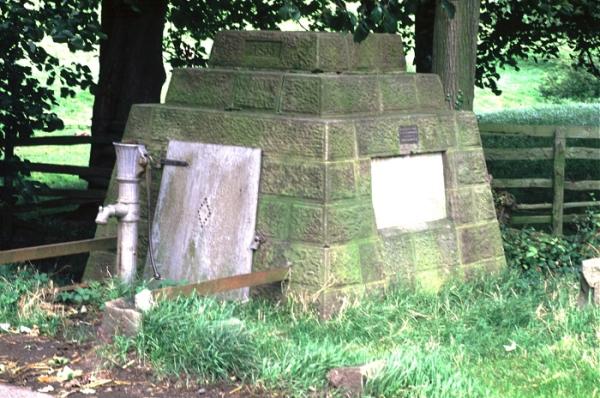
(552, 128, 566, 235)
(1, 139, 15, 247)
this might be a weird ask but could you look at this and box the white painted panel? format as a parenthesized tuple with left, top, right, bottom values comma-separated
(146, 141, 261, 300)
(371, 153, 446, 231)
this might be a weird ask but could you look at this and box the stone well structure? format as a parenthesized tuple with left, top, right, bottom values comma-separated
(86, 31, 506, 315)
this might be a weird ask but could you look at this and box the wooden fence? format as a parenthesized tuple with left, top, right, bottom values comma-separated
(479, 123, 600, 234)
(0, 135, 112, 242)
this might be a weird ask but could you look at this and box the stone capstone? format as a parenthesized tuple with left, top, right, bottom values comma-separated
(209, 31, 405, 72)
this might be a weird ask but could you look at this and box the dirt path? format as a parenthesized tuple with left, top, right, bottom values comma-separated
(0, 333, 271, 397)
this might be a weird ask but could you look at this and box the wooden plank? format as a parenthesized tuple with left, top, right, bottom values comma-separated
(23, 163, 111, 177)
(32, 188, 106, 199)
(492, 178, 553, 188)
(511, 213, 594, 225)
(493, 178, 600, 190)
(511, 215, 551, 224)
(564, 180, 600, 191)
(0, 237, 117, 265)
(516, 203, 552, 210)
(565, 147, 600, 160)
(564, 201, 600, 209)
(484, 147, 553, 161)
(10, 198, 100, 214)
(152, 267, 290, 301)
(552, 129, 566, 235)
(0, 135, 113, 147)
(516, 201, 600, 210)
(478, 123, 599, 139)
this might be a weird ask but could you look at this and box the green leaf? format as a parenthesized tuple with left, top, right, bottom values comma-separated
(382, 9, 397, 33)
(353, 21, 370, 43)
(370, 5, 383, 24)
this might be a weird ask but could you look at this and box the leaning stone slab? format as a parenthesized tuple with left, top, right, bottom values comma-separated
(327, 360, 386, 397)
(579, 258, 600, 307)
(97, 298, 143, 342)
(0, 384, 52, 398)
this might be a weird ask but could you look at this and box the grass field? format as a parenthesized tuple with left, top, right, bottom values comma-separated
(4, 265, 597, 398)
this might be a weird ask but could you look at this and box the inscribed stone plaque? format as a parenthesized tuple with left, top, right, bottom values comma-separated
(398, 125, 419, 145)
(371, 153, 447, 231)
(146, 141, 261, 300)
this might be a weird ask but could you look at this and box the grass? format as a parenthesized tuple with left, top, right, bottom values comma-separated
(118, 267, 599, 398)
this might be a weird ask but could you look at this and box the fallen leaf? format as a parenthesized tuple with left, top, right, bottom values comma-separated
(38, 385, 55, 393)
(38, 375, 62, 384)
(503, 341, 517, 352)
(82, 378, 112, 389)
(18, 326, 32, 334)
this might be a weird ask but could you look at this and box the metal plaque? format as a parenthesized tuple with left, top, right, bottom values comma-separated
(146, 141, 261, 300)
(398, 125, 419, 145)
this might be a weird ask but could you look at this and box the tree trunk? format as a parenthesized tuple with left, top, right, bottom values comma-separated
(89, 0, 167, 188)
(432, 0, 480, 110)
(414, 0, 435, 73)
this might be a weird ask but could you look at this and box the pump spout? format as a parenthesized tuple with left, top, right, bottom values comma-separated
(95, 204, 129, 224)
(95, 143, 147, 285)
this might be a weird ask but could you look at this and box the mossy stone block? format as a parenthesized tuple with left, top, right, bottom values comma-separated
(380, 74, 419, 111)
(381, 233, 414, 280)
(417, 113, 456, 152)
(356, 118, 403, 156)
(328, 244, 363, 286)
(358, 240, 385, 283)
(458, 222, 505, 264)
(210, 31, 405, 72)
(256, 197, 291, 239)
(286, 243, 327, 286)
(260, 159, 326, 200)
(326, 202, 376, 243)
(166, 69, 234, 108)
(289, 203, 325, 242)
(448, 185, 496, 225)
(415, 74, 446, 109)
(410, 225, 458, 271)
(326, 161, 357, 200)
(327, 122, 356, 160)
(233, 73, 282, 110)
(355, 160, 372, 197)
(462, 256, 506, 279)
(321, 76, 380, 114)
(448, 149, 489, 186)
(259, 118, 326, 159)
(281, 75, 321, 114)
(455, 112, 481, 147)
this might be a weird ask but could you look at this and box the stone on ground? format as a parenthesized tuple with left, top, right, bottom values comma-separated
(327, 360, 386, 396)
(0, 384, 52, 398)
(579, 258, 600, 307)
(97, 298, 142, 342)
